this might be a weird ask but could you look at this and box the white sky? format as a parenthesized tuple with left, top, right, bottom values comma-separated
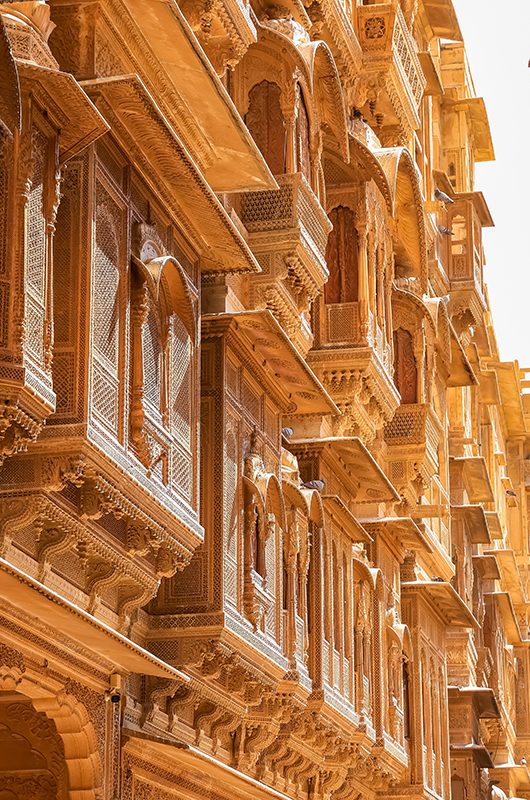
(451, 0, 530, 367)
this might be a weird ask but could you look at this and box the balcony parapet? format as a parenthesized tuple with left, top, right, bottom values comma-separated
(239, 173, 332, 354)
(355, 1, 426, 132)
(384, 403, 442, 490)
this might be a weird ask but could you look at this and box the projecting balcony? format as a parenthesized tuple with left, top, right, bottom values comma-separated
(447, 193, 493, 330)
(384, 403, 443, 489)
(356, 1, 426, 131)
(239, 173, 332, 353)
(322, 303, 393, 370)
(308, 306, 398, 445)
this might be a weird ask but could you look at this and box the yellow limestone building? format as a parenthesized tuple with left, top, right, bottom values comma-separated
(0, 1, 529, 799)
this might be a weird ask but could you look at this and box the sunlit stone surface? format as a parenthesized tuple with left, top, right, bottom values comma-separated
(0, 2, 527, 799)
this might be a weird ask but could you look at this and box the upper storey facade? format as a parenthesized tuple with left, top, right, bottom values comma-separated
(0, 3, 529, 800)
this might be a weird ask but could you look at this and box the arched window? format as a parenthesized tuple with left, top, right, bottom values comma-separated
(296, 89, 311, 184)
(324, 206, 359, 304)
(393, 327, 417, 404)
(245, 80, 286, 175)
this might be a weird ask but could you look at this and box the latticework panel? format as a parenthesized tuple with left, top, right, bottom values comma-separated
(92, 181, 122, 432)
(143, 302, 161, 413)
(240, 181, 294, 231)
(0, 282, 8, 349)
(53, 351, 76, 415)
(171, 443, 192, 502)
(52, 169, 79, 418)
(224, 425, 238, 561)
(384, 404, 427, 444)
(25, 127, 47, 362)
(53, 190, 75, 345)
(25, 294, 44, 360)
(92, 361, 119, 429)
(27, 128, 46, 299)
(326, 302, 360, 344)
(241, 378, 261, 424)
(93, 185, 120, 368)
(169, 314, 192, 452)
(0, 131, 9, 299)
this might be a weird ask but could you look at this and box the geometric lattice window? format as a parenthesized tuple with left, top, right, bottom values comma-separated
(93, 201, 120, 368)
(170, 313, 192, 451)
(142, 300, 161, 413)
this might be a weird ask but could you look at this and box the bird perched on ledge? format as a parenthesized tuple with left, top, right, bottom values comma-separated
(302, 479, 325, 493)
(437, 224, 454, 236)
(435, 187, 454, 205)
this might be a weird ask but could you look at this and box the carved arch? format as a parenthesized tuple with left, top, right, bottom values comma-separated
(131, 254, 196, 342)
(298, 40, 349, 161)
(323, 139, 393, 214)
(0, 667, 102, 800)
(373, 147, 427, 290)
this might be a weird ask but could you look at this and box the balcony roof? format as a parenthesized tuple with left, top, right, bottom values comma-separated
(201, 311, 338, 416)
(124, 734, 295, 800)
(418, 51, 444, 97)
(454, 191, 495, 227)
(450, 743, 494, 769)
(289, 437, 399, 503)
(472, 554, 501, 581)
(402, 580, 479, 628)
(478, 370, 502, 406)
(450, 456, 494, 504)
(422, 0, 463, 41)
(359, 516, 434, 554)
(451, 505, 491, 544)
(0, 558, 189, 682)
(485, 591, 523, 644)
(82, 75, 259, 275)
(448, 325, 478, 387)
(322, 495, 373, 543)
(17, 61, 108, 163)
(120, 0, 276, 192)
(493, 362, 526, 437)
(484, 549, 527, 605)
(448, 685, 500, 718)
(485, 511, 504, 541)
(452, 97, 495, 162)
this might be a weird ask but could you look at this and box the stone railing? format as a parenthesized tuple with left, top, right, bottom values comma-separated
(357, 1, 426, 123)
(325, 302, 363, 345)
(384, 402, 440, 465)
(239, 172, 331, 274)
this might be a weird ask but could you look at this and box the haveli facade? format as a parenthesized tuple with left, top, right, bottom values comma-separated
(0, 1, 529, 799)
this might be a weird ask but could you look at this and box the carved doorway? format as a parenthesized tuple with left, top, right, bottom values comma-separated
(0, 692, 68, 800)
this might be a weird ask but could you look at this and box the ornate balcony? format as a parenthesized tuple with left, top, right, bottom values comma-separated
(309, 305, 398, 444)
(239, 172, 332, 354)
(384, 403, 443, 496)
(447, 193, 493, 332)
(355, 1, 426, 132)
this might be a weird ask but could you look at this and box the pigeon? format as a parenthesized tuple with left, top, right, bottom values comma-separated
(282, 427, 294, 439)
(302, 479, 325, 493)
(435, 188, 454, 204)
(506, 490, 517, 497)
(437, 224, 454, 236)
(431, 576, 445, 582)
(521, 757, 527, 766)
